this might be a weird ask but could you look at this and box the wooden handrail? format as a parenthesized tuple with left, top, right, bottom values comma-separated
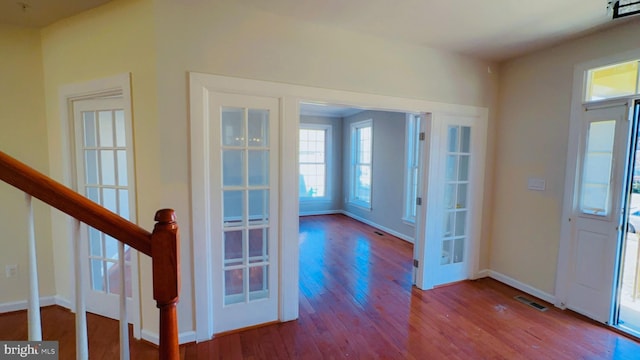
(0, 151, 151, 256)
(1, 150, 181, 359)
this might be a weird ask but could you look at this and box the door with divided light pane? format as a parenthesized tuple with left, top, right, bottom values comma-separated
(566, 101, 631, 323)
(208, 93, 279, 334)
(420, 113, 486, 288)
(73, 98, 139, 324)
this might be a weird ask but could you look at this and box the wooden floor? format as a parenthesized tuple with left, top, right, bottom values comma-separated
(2, 214, 640, 359)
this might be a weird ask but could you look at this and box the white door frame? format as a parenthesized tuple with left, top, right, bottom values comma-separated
(189, 72, 489, 341)
(58, 73, 141, 338)
(556, 49, 640, 312)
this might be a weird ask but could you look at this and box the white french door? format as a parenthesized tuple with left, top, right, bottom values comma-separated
(417, 113, 486, 289)
(208, 92, 279, 334)
(72, 98, 139, 325)
(566, 101, 631, 323)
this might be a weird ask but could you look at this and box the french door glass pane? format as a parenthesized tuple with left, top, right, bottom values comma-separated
(249, 228, 268, 263)
(248, 150, 269, 186)
(221, 106, 271, 306)
(98, 111, 114, 147)
(114, 110, 126, 147)
(117, 150, 128, 186)
(222, 107, 245, 146)
(80, 107, 133, 299)
(91, 259, 104, 291)
(223, 190, 244, 226)
(224, 231, 243, 267)
(85, 150, 99, 185)
(100, 150, 116, 185)
(118, 189, 129, 220)
(249, 190, 269, 224)
(448, 126, 458, 152)
(224, 269, 245, 305)
(461, 127, 471, 152)
(223, 150, 244, 187)
(442, 125, 471, 266)
(89, 228, 102, 257)
(248, 109, 269, 147)
(83, 112, 97, 147)
(249, 266, 268, 301)
(580, 120, 615, 216)
(446, 155, 458, 181)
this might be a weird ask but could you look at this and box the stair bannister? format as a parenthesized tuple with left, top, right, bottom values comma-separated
(25, 194, 42, 341)
(152, 210, 180, 360)
(0, 150, 180, 359)
(73, 219, 89, 359)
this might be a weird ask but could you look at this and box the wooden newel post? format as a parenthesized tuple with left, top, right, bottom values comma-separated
(151, 209, 180, 360)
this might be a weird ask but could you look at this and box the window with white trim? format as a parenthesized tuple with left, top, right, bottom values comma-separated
(349, 119, 373, 208)
(299, 124, 332, 200)
(403, 114, 421, 223)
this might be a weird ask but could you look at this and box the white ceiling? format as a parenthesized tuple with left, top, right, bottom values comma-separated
(0, 1, 632, 61)
(0, 0, 111, 28)
(236, 0, 627, 61)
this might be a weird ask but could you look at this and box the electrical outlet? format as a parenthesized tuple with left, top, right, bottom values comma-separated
(5, 264, 18, 278)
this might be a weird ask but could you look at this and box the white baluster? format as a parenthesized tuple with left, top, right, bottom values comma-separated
(73, 219, 89, 359)
(118, 242, 129, 360)
(25, 194, 42, 341)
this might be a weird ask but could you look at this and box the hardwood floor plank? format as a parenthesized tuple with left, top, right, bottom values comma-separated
(2, 214, 640, 359)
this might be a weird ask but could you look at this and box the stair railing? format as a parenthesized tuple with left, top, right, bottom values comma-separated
(0, 150, 180, 360)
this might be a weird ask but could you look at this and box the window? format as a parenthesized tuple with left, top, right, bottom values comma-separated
(299, 124, 331, 200)
(586, 60, 640, 101)
(349, 119, 373, 208)
(403, 114, 421, 223)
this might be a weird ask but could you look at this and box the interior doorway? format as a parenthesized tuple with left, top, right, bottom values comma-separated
(297, 102, 422, 285)
(297, 101, 488, 290)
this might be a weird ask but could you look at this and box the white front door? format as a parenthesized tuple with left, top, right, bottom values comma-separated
(566, 101, 631, 323)
(72, 98, 139, 325)
(208, 92, 279, 334)
(418, 113, 486, 288)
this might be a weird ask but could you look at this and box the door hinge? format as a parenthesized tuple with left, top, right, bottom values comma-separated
(413, 259, 419, 268)
(416, 197, 422, 206)
(419, 132, 425, 141)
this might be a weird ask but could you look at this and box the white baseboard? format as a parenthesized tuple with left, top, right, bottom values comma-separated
(0, 296, 57, 313)
(179, 330, 197, 344)
(473, 269, 491, 279)
(340, 210, 414, 243)
(487, 270, 556, 305)
(141, 329, 159, 346)
(54, 295, 72, 310)
(141, 329, 196, 346)
(299, 210, 342, 216)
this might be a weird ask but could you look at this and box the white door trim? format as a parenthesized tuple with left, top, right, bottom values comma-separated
(189, 72, 489, 341)
(557, 49, 640, 310)
(58, 73, 141, 339)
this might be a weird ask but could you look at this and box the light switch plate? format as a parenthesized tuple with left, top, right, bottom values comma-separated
(528, 178, 546, 191)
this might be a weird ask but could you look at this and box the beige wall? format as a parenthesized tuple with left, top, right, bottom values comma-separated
(40, 0, 163, 334)
(492, 18, 640, 294)
(0, 24, 54, 304)
(152, 0, 499, 282)
(3, 0, 502, 338)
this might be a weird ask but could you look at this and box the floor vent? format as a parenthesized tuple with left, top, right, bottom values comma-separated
(374, 231, 384, 236)
(514, 295, 548, 312)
